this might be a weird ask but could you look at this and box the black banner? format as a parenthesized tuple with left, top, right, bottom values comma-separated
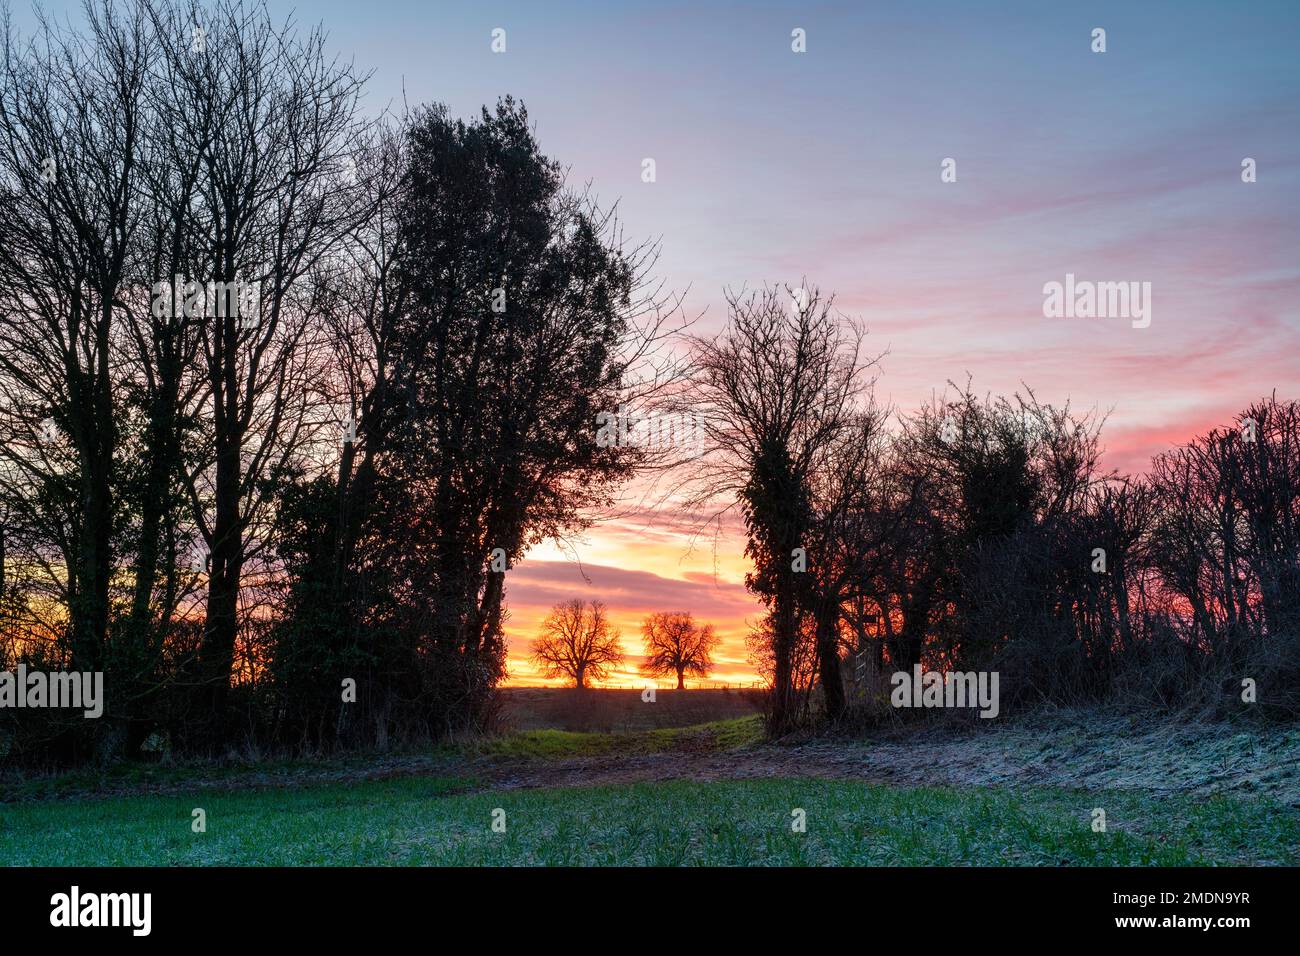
(0, 865, 1282, 942)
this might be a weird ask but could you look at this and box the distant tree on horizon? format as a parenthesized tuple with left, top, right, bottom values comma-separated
(531, 599, 624, 689)
(639, 611, 720, 689)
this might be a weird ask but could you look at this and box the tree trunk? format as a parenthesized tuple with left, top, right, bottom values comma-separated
(130, 383, 178, 628)
(770, 566, 797, 734)
(198, 387, 244, 746)
(815, 603, 845, 720)
(71, 430, 113, 674)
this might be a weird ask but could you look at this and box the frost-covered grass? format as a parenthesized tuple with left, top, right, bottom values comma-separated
(1, 773, 1294, 866)
(3, 708, 1295, 866)
(834, 709, 1300, 805)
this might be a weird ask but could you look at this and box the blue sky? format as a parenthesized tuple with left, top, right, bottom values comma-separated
(12, 1, 1298, 461)
(152, 0, 1300, 459)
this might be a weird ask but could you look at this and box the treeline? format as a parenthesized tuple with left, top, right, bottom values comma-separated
(0, 0, 677, 764)
(2, 2, 1294, 768)
(689, 287, 1300, 731)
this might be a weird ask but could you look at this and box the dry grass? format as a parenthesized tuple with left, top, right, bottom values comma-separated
(498, 686, 762, 733)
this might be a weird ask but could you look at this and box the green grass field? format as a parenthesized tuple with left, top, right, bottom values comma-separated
(3, 713, 1296, 866)
(464, 715, 765, 758)
(2, 770, 1294, 866)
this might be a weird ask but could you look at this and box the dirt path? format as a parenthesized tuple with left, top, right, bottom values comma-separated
(477, 715, 1300, 807)
(477, 746, 892, 791)
(6, 710, 1297, 808)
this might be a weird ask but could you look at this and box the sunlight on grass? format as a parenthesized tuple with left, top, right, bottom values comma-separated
(469, 715, 764, 759)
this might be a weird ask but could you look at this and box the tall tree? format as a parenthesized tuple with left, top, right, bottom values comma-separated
(0, 1, 153, 756)
(271, 98, 680, 742)
(147, 0, 366, 744)
(687, 284, 872, 732)
(361, 99, 670, 731)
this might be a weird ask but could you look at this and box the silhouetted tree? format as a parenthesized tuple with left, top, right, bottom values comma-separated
(296, 98, 678, 737)
(686, 284, 874, 733)
(0, 0, 155, 759)
(640, 611, 719, 689)
(161, 0, 366, 748)
(532, 599, 623, 689)
(802, 405, 897, 718)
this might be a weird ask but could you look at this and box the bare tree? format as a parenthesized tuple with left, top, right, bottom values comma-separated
(684, 284, 874, 732)
(1149, 395, 1300, 649)
(1232, 395, 1300, 639)
(639, 611, 719, 689)
(143, 0, 367, 743)
(802, 405, 896, 718)
(0, 1, 153, 755)
(532, 599, 623, 689)
(745, 610, 818, 725)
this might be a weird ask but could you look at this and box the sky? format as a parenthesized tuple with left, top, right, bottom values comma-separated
(12, 0, 1300, 685)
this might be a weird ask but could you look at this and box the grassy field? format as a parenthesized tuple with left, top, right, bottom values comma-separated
(2, 712, 1296, 866)
(468, 714, 765, 758)
(498, 686, 762, 732)
(1, 771, 1293, 866)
